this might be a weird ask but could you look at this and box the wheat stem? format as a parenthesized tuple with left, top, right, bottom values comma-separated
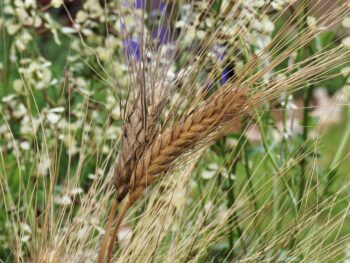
(97, 200, 120, 263)
(106, 200, 132, 263)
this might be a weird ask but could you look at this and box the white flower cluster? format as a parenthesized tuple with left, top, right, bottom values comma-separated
(18, 57, 56, 90)
(0, 1, 127, 221)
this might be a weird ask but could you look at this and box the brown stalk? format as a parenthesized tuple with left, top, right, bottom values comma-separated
(105, 201, 132, 263)
(97, 201, 119, 263)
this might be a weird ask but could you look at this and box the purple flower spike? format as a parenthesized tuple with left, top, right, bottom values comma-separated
(135, 0, 146, 9)
(123, 39, 141, 61)
(158, 2, 166, 12)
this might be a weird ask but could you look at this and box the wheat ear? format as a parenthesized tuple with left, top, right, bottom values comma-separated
(127, 87, 250, 203)
(113, 103, 146, 202)
(98, 89, 165, 262)
(113, 91, 166, 202)
(102, 86, 250, 262)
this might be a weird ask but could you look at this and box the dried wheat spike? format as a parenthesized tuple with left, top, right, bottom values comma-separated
(113, 99, 145, 202)
(127, 87, 250, 204)
(113, 95, 162, 202)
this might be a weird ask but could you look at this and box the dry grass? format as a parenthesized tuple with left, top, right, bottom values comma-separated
(2, 0, 350, 262)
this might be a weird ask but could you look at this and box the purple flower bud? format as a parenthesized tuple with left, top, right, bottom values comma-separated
(213, 45, 233, 85)
(221, 67, 233, 85)
(158, 2, 166, 12)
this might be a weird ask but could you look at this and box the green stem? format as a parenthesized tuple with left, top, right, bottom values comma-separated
(1, 31, 11, 96)
(297, 0, 314, 211)
(324, 106, 350, 194)
(298, 84, 313, 209)
(242, 145, 258, 211)
(218, 136, 246, 252)
(329, 106, 350, 170)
